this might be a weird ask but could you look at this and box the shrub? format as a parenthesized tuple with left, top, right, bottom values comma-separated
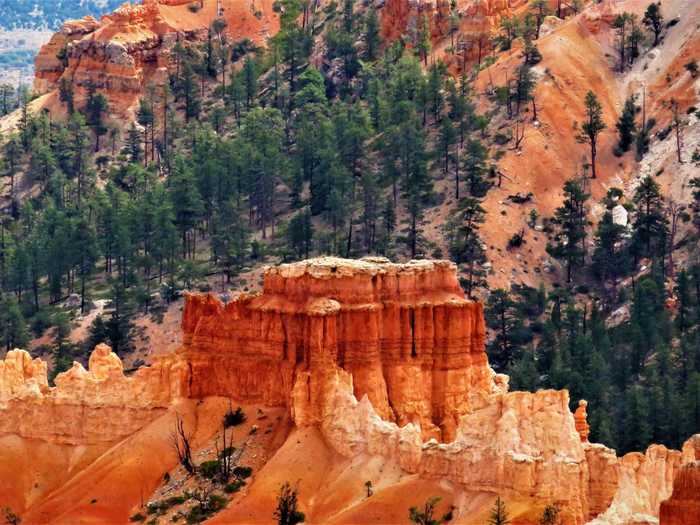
(223, 406, 246, 428)
(224, 480, 246, 493)
(508, 231, 525, 249)
(187, 2, 200, 12)
(166, 496, 187, 506)
(199, 460, 221, 480)
(685, 60, 698, 77)
(233, 466, 253, 479)
(130, 514, 146, 522)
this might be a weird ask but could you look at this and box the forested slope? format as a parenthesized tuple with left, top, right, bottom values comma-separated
(0, 0, 698, 456)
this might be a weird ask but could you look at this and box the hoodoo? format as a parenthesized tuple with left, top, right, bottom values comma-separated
(182, 257, 492, 441)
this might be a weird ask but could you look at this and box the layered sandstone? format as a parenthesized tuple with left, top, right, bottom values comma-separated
(183, 257, 492, 441)
(33, 0, 279, 117)
(0, 344, 184, 444)
(1, 257, 699, 525)
(659, 436, 700, 525)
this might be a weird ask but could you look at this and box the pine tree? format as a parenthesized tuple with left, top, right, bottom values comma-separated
(273, 482, 305, 525)
(488, 497, 509, 525)
(464, 138, 489, 197)
(486, 289, 521, 370)
(287, 207, 314, 260)
(575, 91, 606, 179)
(0, 294, 28, 351)
(592, 210, 628, 282)
(168, 156, 204, 258)
(445, 197, 487, 298)
(408, 497, 452, 525)
(616, 96, 637, 153)
(642, 2, 664, 47)
(621, 385, 652, 453)
(631, 175, 668, 261)
(546, 179, 589, 282)
(211, 198, 250, 284)
(364, 7, 380, 61)
(126, 122, 142, 163)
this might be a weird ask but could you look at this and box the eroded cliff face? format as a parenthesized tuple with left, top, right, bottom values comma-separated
(659, 436, 700, 525)
(182, 257, 492, 441)
(380, 0, 524, 68)
(33, 0, 279, 117)
(0, 343, 185, 444)
(1, 257, 699, 524)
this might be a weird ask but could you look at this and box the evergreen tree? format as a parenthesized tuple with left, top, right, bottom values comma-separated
(364, 7, 381, 61)
(463, 138, 489, 197)
(621, 385, 652, 453)
(642, 2, 664, 47)
(592, 210, 628, 282)
(273, 482, 305, 525)
(486, 289, 521, 370)
(408, 497, 452, 525)
(168, 156, 204, 258)
(287, 208, 314, 260)
(488, 497, 509, 525)
(631, 175, 668, 261)
(445, 197, 487, 298)
(0, 294, 28, 351)
(615, 96, 637, 154)
(575, 91, 606, 179)
(546, 179, 590, 282)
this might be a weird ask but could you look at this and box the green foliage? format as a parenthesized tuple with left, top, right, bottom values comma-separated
(616, 96, 637, 153)
(546, 178, 590, 283)
(233, 466, 253, 479)
(408, 496, 452, 525)
(539, 503, 562, 525)
(575, 91, 606, 179)
(642, 2, 664, 46)
(487, 497, 509, 525)
(224, 480, 246, 493)
(224, 406, 247, 427)
(445, 197, 487, 298)
(273, 482, 305, 525)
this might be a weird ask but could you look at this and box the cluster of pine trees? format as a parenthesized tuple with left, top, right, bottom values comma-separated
(0, 0, 693, 455)
(487, 173, 700, 453)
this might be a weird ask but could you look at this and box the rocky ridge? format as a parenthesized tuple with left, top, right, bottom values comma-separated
(0, 257, 698, 524)
(0, 343, 184, 444)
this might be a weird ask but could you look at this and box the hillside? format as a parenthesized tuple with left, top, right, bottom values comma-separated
(0, 0, 699, 522)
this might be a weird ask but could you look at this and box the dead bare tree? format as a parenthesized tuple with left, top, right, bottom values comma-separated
(215, 420, 236, 481)
(671, 99, 684, 163)
(172, 414, 194, 474)
(532, 95, 538, 122)
(512, 120, 526, 150)
(666, 200, 689, 276)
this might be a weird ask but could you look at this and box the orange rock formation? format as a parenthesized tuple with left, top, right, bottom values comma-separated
(1, 257, 699, 524)
(381, 0, 523, 67)
(575, 399, 590, 442)
(182, 257, 492, 441)
(659, 436, 700, 525)
(0, 343, 184, 444)
(33, 0, 279, 117)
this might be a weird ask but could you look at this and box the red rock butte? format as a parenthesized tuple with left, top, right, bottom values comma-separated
(182, 257, 491, 441)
